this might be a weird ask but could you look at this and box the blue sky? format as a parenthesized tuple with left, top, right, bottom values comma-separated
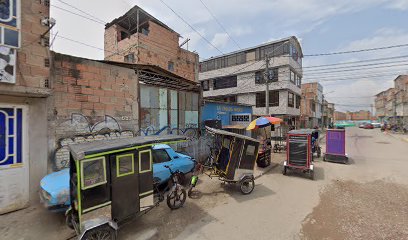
(51, 0, 408, 112)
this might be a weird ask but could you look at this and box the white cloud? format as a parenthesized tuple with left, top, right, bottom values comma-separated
(387, 0, 408, 10)
(210, 33, 229, 49)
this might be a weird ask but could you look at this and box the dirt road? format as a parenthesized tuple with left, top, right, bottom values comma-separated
(1, 127, 408, 240)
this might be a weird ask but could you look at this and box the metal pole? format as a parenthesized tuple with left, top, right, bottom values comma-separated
(265, 56, 270, 116)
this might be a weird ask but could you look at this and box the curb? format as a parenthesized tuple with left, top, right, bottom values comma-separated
(254, 163, 279, 180)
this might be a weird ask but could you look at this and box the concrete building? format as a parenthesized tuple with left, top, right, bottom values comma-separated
(300, 82, 323, 128)
(346, 110, 371, 121)
(0, 0, 51, 214)
(328, 103, 335, 124)
(199, 36, 303, 127)
(394, 75, 408, 126)
(334, 111, 347, 121)
(321, 100, 335, 127)
(104, 6, 199, 82)
(375, 90, 386, 122)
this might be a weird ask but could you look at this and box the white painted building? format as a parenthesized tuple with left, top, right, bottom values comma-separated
(199, 37, 303, 126)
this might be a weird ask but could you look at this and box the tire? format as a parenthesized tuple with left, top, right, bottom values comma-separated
(167, 187, 187, 210)
(65, 213, 74, 230)
(82, 225, 116, 240)
(317, 147, 321, 158)
(323, 156, 326, 162)
(282, 166, 287, 175)
(309, 170, 314, 180)
(239, 177, 255, 195)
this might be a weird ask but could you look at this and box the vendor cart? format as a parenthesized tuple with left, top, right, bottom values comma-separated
(283, 129, 316, 180)
(323, 128, 348, 164)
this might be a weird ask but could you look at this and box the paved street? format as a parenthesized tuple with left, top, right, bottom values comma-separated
(1, 127, 408, 240)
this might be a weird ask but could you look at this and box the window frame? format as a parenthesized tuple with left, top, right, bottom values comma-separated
(80, 157, 107, 190)
(116, 153, 135, 177)
(168, 61, 175, 72)
(139, 150, 152, 173)
(288, 92, 295, 108)
(152, 149, 172, 164)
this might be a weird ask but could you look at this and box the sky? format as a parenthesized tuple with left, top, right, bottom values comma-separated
(50, 0, 408, 113)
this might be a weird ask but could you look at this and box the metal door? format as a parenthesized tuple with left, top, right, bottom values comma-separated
(110, 151, 139, 221)
(0, 105, 28, 214)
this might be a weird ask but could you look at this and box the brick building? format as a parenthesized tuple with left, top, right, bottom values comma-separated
(199, 36, 303, 128)
(104, 6, 199, 82)
(375, 75, 408, 125)
(0, 0, 51, 214)
(321, 100, 335, 127)
(346, 110, 371, 121)
(334, 111, 347, 121)
(300, 82, 323, 128)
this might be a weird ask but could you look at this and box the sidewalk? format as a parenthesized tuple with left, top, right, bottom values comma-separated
(384, 131, 408, 143)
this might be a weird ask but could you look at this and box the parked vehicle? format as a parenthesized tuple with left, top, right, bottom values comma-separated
(205, 126, 259, 195)
(40, 143, 194, 212)
(371, 122, 381, 128)
(364, 123, 374, 129)
(64, 135, 189, 240)
(283, 129, 317, 180)
(359, 122, 367, 128)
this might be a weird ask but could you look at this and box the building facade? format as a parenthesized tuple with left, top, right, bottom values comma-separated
(375, 90, 386, 122)
(394, 75, 408, 126)
(0, 0, 51, 214)
(199, 37, 303, 127)
(300, 82, 323, 128)
(104, 6, 199, 82)
(346, 110, 371, 121)
(334, 111, 347, 121)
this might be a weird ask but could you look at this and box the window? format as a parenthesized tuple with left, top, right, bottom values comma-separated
(81, 157, 107, 190)
(311, 100, 316, 112)
(139, 150, 152, 173)
(124, 53, 134, 63)
(290, 70, 296, 83)
(255, 91, 279, 107)
(255, 71, 264, 84)
(152, 149, 171, 164)
(288, 92, 294, 108)
(213, 75, 237, 90)
(296, 75, 302, 87)
(296, 95, 301, 109)
(201, 80, 209, 91)
(246, 145, 256, 156)
(120, 31, 128, 41)
(268, 68, 278, 82)
(116, 154, 134, 177)
(168, 61, 174, 71)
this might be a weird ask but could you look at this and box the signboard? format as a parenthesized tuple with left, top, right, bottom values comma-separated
(230, 113, 251, 126)
(0, 46, 16, 83)
(0, 0, 21, 48)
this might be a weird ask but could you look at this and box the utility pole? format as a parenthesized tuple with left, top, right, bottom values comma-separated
(265, 56, 270, 116)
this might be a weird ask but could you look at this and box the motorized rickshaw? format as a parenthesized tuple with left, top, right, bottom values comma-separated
(65, 135, 187, 240)
(323, 128, 348, 164)
(204, 126, 260, 194)
(282, 129, 318, 180)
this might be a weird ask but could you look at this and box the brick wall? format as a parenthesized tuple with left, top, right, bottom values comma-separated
(104, 20, 198, 82)
(0, 0, 51, 96)
(48, 53, 139, 169)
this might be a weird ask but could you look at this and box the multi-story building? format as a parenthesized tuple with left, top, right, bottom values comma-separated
(385, 88, 396, 121)
(394, 75, 408, 125)
(346, 110, 371, 121)
(328, 103, 335, 124)
(300, 82, 323, 128)
(334, 111, 347, 121)
(0, 0, 51, 214)
(375, 90, 386, 122)
(199, 37, 303, 127)
(321, 100, 335, 127)
(104, 5, 199, 82)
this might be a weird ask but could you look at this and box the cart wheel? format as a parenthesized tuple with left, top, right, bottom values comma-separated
(282, 166, 287, 175)
(65, 212, 74, 230)
(317, 147, 321, 158)
(323, 156, 326, 161)
(309, 170, 314, 180)
(239, 177, 255, 195)
(167, 187, 187, 210)
(82, 224, 116, 240)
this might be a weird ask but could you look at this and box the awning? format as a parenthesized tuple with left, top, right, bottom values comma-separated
(222, 125, 247, 130)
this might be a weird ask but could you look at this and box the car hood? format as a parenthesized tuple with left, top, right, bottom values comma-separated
(176, 152, 193, 160)
(40, 168, 69, 196)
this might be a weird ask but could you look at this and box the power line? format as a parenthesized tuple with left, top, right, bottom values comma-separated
(303, 54, 408, 69)
(198, 0, 241, 50)
(55, 0, 107, 24)
(304, 59, 408, 73)
(303, 69, 408, 81)
(304, 72, 407, 83)
(304, 43, 408, 57)
(51, 5, 105, 25)
(158, 0, 224, 55)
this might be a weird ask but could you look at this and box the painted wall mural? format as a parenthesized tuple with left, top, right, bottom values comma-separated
(0, 46, 16, 84)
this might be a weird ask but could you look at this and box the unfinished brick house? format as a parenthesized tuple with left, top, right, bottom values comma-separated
(104, 6, 199, 82)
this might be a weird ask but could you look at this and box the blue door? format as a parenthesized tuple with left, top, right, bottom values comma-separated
(0, 106, 28, 214)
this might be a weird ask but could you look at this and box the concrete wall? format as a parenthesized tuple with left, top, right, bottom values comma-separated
(48, 52, 139, 170)
(104, 20, 199, 82)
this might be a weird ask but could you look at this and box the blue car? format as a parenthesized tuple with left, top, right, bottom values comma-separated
(40, 144, 195, 212)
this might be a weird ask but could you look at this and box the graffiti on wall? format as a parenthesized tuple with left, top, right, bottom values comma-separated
(53, 113, 201, 170)
(0, 46, 16, 84)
